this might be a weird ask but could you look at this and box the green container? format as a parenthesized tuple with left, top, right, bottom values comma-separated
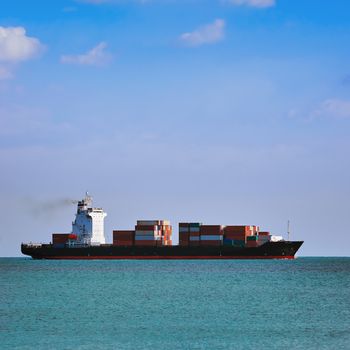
(189, 223, 201, 228)
(223, 239, 245, 247)
(247, 236, 258, 241)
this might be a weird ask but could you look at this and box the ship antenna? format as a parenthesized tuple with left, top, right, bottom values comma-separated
(84, 191, 93, 207)
(287, 220, 290, 241)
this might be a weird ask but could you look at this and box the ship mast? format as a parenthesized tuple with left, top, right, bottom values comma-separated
(287, 220, 290, 241)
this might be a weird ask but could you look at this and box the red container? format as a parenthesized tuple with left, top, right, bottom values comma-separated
(113, 231, 135, 245)
(224, 226, 249, 233)
(246, 241, 259, 248)
(179, 223, 190, 227)
(224, 232, 246, 241)
(200, 225, 222, 235)
(179, 232, 190, 239)
(113, 231, 135, 240)
(224, 226, 255, 240)
(68, 234, 77, 240)
(113, 236, 135, 241)
(114, 235, 134, 241)
(224, 234, 245, 239)
(189, 232, 200, 237)
(224, 231, 246, 237)
(259, 231, 270, 236)
(189, 241, 200, 247)
(135, 225, 157, 230)
(52, 234, 70, 244)
(113, 230, 135, 235)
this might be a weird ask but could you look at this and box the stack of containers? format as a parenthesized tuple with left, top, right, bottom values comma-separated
(200, 225, 223, 246)
(135, 220, 162, 246)
(223, 226, 255, 247)
(159, 220, 172, 246)
(246, 235, 259, 248)
(179, 223, 190, 246)
(113, 230, 135, 246)
(135, 220, 172, 246)
(189, 223, 201, 246)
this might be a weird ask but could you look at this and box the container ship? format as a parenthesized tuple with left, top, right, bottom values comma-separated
(21, 194, 303, 260)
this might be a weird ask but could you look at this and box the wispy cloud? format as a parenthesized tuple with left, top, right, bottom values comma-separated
(61, 42, 112, 66)
(311, 98, 350, 119)
(226, 0, 275, 8)
(179, 19, 225, 47)
(0, 104, 71, 137)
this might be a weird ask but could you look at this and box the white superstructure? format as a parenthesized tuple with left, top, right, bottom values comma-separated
(72, 193, 107, 245)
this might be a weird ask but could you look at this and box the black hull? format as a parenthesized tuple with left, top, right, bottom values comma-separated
(21, 241, 303, 260)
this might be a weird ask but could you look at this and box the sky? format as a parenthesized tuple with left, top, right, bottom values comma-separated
(1, 0, 350, 256)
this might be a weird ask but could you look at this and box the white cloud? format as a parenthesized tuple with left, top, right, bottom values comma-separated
(0, 26, 43, 63)
(312, 99, 350, 119)
(61, 42, 111, 66)
(227, 0, 275, 8)
(179, 19, 225, 47)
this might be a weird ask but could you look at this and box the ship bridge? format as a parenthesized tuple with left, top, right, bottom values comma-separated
(72, 193, 107, 245)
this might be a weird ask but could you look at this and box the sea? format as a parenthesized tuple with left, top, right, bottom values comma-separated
(0, 257, 349, 350)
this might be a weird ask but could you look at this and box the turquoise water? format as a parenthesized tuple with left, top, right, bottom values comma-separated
(0, 258, 349, 350)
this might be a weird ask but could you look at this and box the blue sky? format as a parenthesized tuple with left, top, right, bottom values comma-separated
(1, 0, 350, 256)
